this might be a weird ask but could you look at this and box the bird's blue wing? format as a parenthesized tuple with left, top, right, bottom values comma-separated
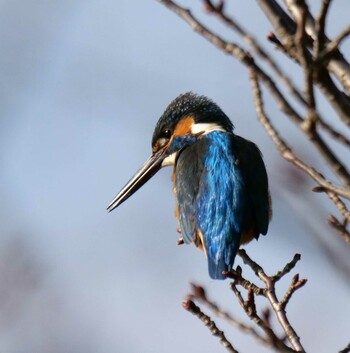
(176, 131, 270, 279)
(234, 135, 270, 236)
(196, 132, 252, 279)
(175, 145, 202, 244)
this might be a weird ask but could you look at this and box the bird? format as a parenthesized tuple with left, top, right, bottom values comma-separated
(107, 92, 271, 279)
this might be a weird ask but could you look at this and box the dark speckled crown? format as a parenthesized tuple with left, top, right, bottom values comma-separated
(152, 92, 234, 147)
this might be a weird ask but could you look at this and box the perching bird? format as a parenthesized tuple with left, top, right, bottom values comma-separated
(107, 92, 271, 279)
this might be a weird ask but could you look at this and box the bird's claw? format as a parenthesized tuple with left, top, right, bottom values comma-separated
(177, 236, 184, 245)
(222, 266, 242, 279)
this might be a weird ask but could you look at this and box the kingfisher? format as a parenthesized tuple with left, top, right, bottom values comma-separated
(107, 92, 271, 279)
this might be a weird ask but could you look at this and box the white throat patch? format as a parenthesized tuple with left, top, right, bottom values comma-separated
(190, 123, 226, 135)
(162, 152, 177, 166)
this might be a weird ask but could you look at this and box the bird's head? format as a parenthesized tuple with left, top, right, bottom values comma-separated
(107, 92, 233, 212)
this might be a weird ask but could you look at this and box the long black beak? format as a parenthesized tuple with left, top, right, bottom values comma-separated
(107, 147, 168, 212)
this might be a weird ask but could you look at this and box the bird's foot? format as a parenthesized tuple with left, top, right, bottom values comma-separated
(222, 266, 242, 279)
(176, 228, 184, 245)
(177, 236, 184, 245)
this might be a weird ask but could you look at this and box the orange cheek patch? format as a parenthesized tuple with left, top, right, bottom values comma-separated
(173, 116, 194, 136)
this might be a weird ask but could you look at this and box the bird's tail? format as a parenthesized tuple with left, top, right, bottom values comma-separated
(207, 240, 239, 280)
(208, 259, 229, 280)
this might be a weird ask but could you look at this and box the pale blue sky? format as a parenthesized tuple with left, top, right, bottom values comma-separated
(0, 1, 349, 352)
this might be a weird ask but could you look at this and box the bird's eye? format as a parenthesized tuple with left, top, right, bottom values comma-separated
(153, 129, 172, 152)
(162, 129, 171, 138)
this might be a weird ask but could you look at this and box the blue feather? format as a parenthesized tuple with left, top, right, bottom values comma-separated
(175, 131, 269, 279)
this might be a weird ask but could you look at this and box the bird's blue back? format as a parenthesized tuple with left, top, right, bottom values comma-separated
(175, 130, 269, 279)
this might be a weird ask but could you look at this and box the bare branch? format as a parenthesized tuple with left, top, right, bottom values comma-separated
(328, 215, 350, 243)
(305, 132, 350, 188)
(161, 1, 350, 351)
(312, 187, 350, 222)
(257, 0, 350, 123)
(318, 119, 350, 148)
(319, 24, 350, 64)
(331, 24, 350, 51)
(256, 0, 297, 39)
(280, 274, 307, 310)
(158, 0, 250, 63)
(314, 0, 332, 56)
(285, 0, 317, 40)
(203, 0, 307, 108)
(238, 250, 306, 352)
(182, 299, 239, 353)
(272, 254, 301, 282)
(326, 194, 350, 223)
(225, 266, 265, 295)
(231, 284, 295, 353)
(284, 0, 350, 95)
(184, 253, 307, 352)
(159, 0, 350, 188)
(249, 67, 350, 199)
(293, 0, 317, 130)
(188, 283, 270, 346)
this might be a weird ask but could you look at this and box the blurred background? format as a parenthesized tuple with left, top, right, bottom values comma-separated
(0, 1, 349, 352)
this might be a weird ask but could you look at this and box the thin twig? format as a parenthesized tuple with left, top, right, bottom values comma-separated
(312, 187, 350, 222)
(326, 193, 350, 222)
(272, 254, 301, 282)
(284, 0, 350, 95)
(293, 0, 317, 132)
(318, 119, 350, 147)
(188, 283, 270, 346)
(257, 0, 350, 123)
(280, 274, 307, 310)
(318, 24, 350, 65)
(238, 250, 306, 352)
(182, 299, 239, 353)
(261, 272, 305, 352)
(159, 0, 350, 189)
(225, 266, 265, 295)
(231, 283, 295, 353)
(203, 0, 307, 108)
(248, 67, 350, 199)
(329, 24, 350, 52)
(314, 0, 332, 57)
(328, 215, 350, 243)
